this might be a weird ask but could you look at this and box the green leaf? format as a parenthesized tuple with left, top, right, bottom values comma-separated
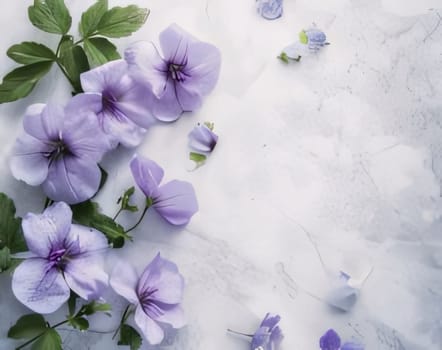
(31, 329, 62, 350)
(67, 292, 78, 316)
(79, 0, 108, 38)
(118, 324, 142, 350)
(190, 152, 207, 164)
(82, 301, 112, 315)
(0, 61, 53, 103)
(117, 187, 138, 213)
(96, 5, 149, 38)
(28, 0, 72, 35)
(84, 37, 121, 67)
(0, 247, 11, 272)
(58, 35, 89, 92)
(7, 42, 55, 64)
(299, 30, 308, 44)
(8, 314, 47, 339)
(91, 214, 130, 248)
(69, 317, 89, 331)
(0, 193, 27, 253)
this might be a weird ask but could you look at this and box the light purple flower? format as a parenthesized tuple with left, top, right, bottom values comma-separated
(319, 329, 364, 350)
(251, 313, 284, 350)
(110, 253, 185, 345)
(130, 155, 198, 225)
(12, 202, 108, 314)
(10, 102, 109, 204)
(125, 24, 221, 122)
(302, 28, 328, 50)
(188, 123, 218, 153)
(256, 0, 283, 20)
(73, 59, 156, 148)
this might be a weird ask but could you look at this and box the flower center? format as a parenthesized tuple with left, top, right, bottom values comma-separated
(168, 63, 186, 82)
(138, 288, 164, 317)
(48, 248, 67, 270)
(48, 139, 71, 163)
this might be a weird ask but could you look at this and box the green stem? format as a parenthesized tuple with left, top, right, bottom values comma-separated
(15, 320, 69, 350)
(43, 197, 54, 209)
(112, 305, 132, 340)
(113, 208, 123, 221)
(124, 202, 150, 234)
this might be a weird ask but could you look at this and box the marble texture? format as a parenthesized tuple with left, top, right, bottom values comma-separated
(0, 0, 441, 349)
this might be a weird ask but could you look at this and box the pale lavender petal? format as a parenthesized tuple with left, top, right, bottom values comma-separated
(10, 134, 50, 186)
(63, 111, 109, 162)
(154, 305, 186, 328)
(159, 24, 195, 64)
(67, 224, 108, 254)
(22, 202, 72, 257)
(174, 83, 202, 112)
(134, 305, 165, 345)
(109, 261, 139, 304)
(130, 155, 164, 198)
(40, 104, 65, 140)
(42, 156, 101, 204)
(150, 79, 183, 122)
(137, 253, 184, 305)
(22, 104, 47, 140)
(154, 180, 198, 225)
(65, 93, 103, 115)
(80, 59, 127, 92)
(64, 255, 108, 300)
(261, 313, 281, 329)
(183, 41, 221, 96)
(125, 41, 168, 98)
(256, 0, 283, 20)
(188, 124, 218, 153)
(12, 258, 70, 314)
(320, 329, 341, 350)
(342, 342, 364, 350)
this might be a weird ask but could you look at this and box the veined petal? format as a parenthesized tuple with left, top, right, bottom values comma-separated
(154, 305, 186, 328)
(150, 79, 183, 122)
(22, 202, 72, 257)
(125, 41, 168, 98)
(130, 155, 164, 198)
(80, 59, 127, 92)
(65, 93, 103, 115)
(22, 103, 47, 140)
(137, 253, 184, 305)
(175, 83, 203, 112)
(134, 305, 164, 345)
(154, 180, 198, 225)
(188, 124, 218, 153)
(12, 258, 70, 314)
(10, 134, 50, 186)
(159, 24, 196, 64)
(109, 260, 139, 304)
(40, 104, 65, 140)
(42, 156, 101, 204)
(64, 254, 108, 300)
(67, 224, 108, 254)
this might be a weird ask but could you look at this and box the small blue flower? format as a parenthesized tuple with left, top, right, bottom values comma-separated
(256, 0, 283, 20)
(319, 329, 364, 350)
(302, 28, 328, 50)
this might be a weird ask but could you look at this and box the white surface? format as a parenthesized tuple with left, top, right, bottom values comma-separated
(0, 0, 441, 349)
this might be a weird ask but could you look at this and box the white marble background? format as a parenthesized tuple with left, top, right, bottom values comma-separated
(0, 0, 441, 349)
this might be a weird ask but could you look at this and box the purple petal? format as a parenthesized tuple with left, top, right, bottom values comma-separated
(153, 180, 198, 225)
(174, 83, 203, 112)
(10, 134, 50, 186)
(270, 326, 284, 348)
(137, 253, 184, 305)
(109, 261, 139, 304)
(188, 124, 218, 153)
(42, 156, 101, 204)
(65, 93, 103, 115)
(134, 305, 165, 345)
(150, 79, 183, 122)
(22, 104, 47, 140)
(64, 254, 108, 300)
(23, 104, 64, 141)
(130, 155, 164, 198)
(67, 224, 108, 254)
(256, 0, 283, 20)
(12, 258, 70, 314)
(342, 342, 365, 350)
(154, 305, 186, 328)
(80, 59, 127, 93)
(261, 313, 281, 329)
(125, 41, 168, 98)
(320, 329, 341, 350)
(183, 41, 221, 96)
(22, 202, 72, 257)
(159, 24, 195, 64)
(251, 327, 271, 350)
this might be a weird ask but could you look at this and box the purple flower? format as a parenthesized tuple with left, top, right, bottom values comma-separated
(10, 102, 109, 204)
(110, 253, 185, 345)
(130, 155, 198, 225)
(125, 24, 221, 122)
(73, 59, 155, 149)
(319, 329, 364, 350)
(256, 0, 283, 20)
(251, 313, 284, 350)
(188, 123, 218, 153)
(12, 202, 108, 314)
(301, 28, 328, 50)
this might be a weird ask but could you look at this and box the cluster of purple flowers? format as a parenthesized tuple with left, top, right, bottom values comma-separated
(10, 24, 221, 205)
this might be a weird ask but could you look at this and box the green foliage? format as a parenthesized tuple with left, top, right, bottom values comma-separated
(68, 317, 89, 331)
(8, 314, 47, 339)
(95, 5, 149, 38)
(190, 152, 207, 164)
(28, 0, 72, 35)
(118, 324, 142, 350)
(79, 0, 108, 38)
(58, 35, 89, 92)
(7, 42, 55, 64)
(117, 186, 139, 213)
(31, 329, 62, 350)
(84, 37, 120, 67)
